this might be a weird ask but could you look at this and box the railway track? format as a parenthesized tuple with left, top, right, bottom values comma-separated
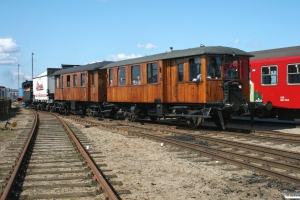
(0, 111, 122, 200)
(66, 115, 300, 186)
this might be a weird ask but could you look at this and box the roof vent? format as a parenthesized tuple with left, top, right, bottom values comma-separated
(170, 47, 173, 52)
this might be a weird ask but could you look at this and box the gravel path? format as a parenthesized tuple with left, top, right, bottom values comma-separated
(63, 118, 299, 200)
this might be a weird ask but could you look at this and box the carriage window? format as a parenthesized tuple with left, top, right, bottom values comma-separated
(287, 63, 300, 84)
(56, 77, 60, 88)
(223, 58, 239, 79)
(118, 68, 126, 86)
(109, 69, 113, 86)
(178, 63, 184, 82)
(61, 76, 64, 88)
(132, 65, 140, 85)
(81, 73, 85, 87)
(189, 58, 201, 81)
(67, 75, 70, 87)
(207, 56, 221, 79)
(147, 63, 158, 83)
(73, 74, 77, 87)
(261, 65, 277, 85)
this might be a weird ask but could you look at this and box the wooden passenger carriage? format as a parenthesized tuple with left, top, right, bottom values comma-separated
(51, 46, 271, 129)
(103, 46, 270, 129)
(52, 61, 112, 114)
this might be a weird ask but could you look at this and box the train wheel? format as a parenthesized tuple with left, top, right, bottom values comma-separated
(186, 117, 203, 129)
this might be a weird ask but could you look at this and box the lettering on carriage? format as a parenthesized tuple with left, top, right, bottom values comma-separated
(35, 94, 47, 97)
(280, 96, 289, 101)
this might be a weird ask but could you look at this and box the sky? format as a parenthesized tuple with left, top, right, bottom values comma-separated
(1, 0, 300, 89)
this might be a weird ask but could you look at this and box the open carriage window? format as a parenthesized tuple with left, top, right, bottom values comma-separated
(261, 65, 277, 85)
(287, 63, 300, 84)
(223, 58, 239, 79)
(189, 58, 201, 81)
(207, 56, 221, 79)
(147, 63, 158, 84)
(118, 68, 126, 86)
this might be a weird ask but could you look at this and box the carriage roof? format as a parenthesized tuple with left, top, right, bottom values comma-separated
(52, 61, 113, 76)
(102, 46, 253, 69)
(250, 45, 300, 60)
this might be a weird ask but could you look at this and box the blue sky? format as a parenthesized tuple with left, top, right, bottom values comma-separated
(1, 0, 300, 89)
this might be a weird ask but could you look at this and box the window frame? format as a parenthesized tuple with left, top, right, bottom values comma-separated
(131, 65, 141, 85)
(287, 63, 300, 85)
(81, 73, 85, 87)
(73, 74, 77, 87)
(56, 77, 60, 88)
(178, 63, 184, 83)
(118, 67, 126, 86)
(109, 69, 113, 86)
(147, 62, 158, 84)
(189, 57, 201, 82)
(261, 65, 278, 86)
(61, 76, 64, 88)
(67, 75, 70, 88)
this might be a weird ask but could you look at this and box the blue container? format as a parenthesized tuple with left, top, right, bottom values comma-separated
(22, 102, 26, 108)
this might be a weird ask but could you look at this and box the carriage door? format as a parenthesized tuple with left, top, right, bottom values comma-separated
(164, 59, 182, 103)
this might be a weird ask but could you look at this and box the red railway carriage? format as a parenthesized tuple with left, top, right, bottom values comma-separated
(102, 46, 270, 129)
(250, 46, 300, 120)
(52, 61, 112, 114)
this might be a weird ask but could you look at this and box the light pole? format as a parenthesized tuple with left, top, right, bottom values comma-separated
(31, 52, 34, 81)
(18, 64, 20, 89)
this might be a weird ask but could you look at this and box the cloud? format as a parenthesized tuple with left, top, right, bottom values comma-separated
(137, 43, 157, 49)
(250, 43, 261, 49)
(0, 37, 20, 65)
(0, 53, 18, 65)
(234, 39, 240, 45)
(107, 53, 142, 61)
(0, 37, 19, 53)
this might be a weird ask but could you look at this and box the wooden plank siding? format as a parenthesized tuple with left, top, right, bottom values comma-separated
(55, 71, 94, 102)
(106, 56, 232, 104)
(107, 61, 163, 103)
(163, 57, 207, 103)
(206, 80, 224, 102)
